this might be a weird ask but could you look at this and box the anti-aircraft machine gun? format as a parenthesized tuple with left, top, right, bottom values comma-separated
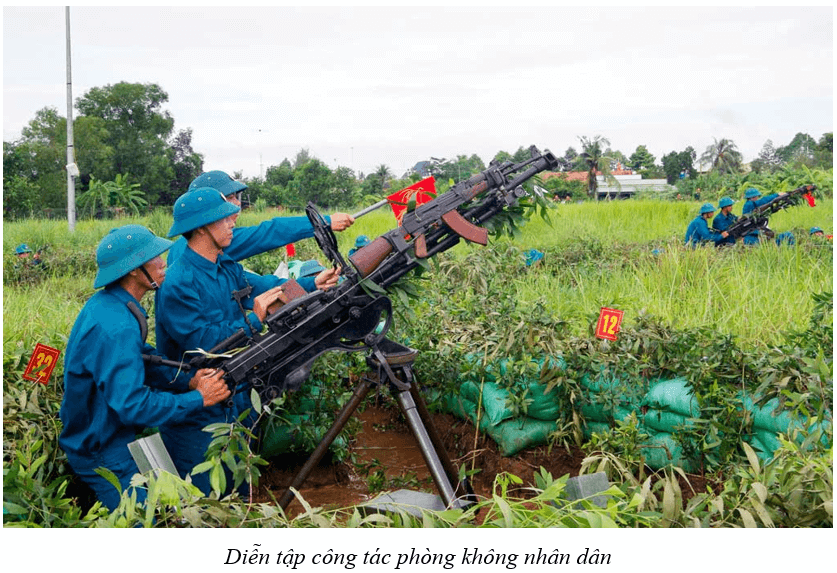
(721, 184, 817, 244)
(171, 146, 559, 510)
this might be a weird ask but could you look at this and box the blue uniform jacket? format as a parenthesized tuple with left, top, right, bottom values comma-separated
(154, 246, 316, 419)
(684, 216, 723, 247)
(742, 194, 779, 243)
(166, 215, 331, 264)
(59, 285, 204, 461)
(712, 211, 738, 246)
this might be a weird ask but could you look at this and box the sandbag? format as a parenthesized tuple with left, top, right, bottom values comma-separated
(640, 431, 698, 472)
(643, 409, 697, 433)
(754, 428, 783, 455)
(579, 399, 615, 423)
(479, 381, 515, 426)
(582, 421, 611, 440)
(484, 417, 558, 457)
(523, 382, 563, 421)
(642, 378, 700, 417)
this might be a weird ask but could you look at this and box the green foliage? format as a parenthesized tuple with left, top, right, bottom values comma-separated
(77, 174, 148, 217)
(701, 137, 743, 175)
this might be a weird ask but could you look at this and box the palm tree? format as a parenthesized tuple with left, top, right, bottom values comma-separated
(700, 138, 743, 175)
(374, 164, 392, 193)
(578, 135, 614, 200)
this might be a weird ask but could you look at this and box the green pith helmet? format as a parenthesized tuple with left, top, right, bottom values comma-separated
(15, 243, 32, 255)
(745, 188, 761, 199)
(699, 203, 715, 215)
(718, 197, 735, 208)
(188, 170, 247, 198)
(94, 225, 172, 288)
(167, 187, 240, 237)
(810, 227, 824, 235)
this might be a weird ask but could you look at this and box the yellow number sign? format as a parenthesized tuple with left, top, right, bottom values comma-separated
(23, 343, 61, 385)
(595, 307, 624, 341)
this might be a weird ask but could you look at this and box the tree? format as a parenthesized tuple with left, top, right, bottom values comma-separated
(294, 158, 334, 206)
(661, 147, 697, 184)
(750, 139, 781, 174)
(167, 128, 204, 204)
(700, 137, 743, 175)
(555, 147, 577, 172)
(293, 148, 313, 169)
(776, 132, 817, 165)
(361, 164, 392, 197)
(578, 135, 613, 199)
(628, 145, 656, 171)
(75, 82, 176, 203)
(814, 132, 833, 169)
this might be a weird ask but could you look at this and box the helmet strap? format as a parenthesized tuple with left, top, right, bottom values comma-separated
(138, 263, 159, 290)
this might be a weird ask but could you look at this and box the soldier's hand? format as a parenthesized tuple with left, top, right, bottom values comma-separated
(721, 231, 729, 238)
(193, 369, 231, 407)
(253, 285, 289, 321)
(330, 213, 355, 231)
(315, 266, 341, 290)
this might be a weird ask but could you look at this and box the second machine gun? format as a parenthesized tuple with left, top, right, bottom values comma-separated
(184, 145, 559, 510)
(721, 184, 817, 244)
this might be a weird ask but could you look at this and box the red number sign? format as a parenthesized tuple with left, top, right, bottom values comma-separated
(595, 307, 624, 341)
(23, 343, 61, 385)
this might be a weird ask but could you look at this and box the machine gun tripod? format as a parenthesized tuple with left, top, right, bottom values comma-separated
(276, 338, 476, 511)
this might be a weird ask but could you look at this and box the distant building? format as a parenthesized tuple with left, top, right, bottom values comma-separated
(540, 168, 675, 199)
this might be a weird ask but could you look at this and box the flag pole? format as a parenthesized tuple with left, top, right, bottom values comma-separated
(351, 198, 388, 220)
(65, 6, 76, 232)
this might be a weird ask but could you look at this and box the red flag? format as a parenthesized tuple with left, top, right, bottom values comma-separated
(387, 176, 436, 226)
(286, 243, 296, 257)
(804, 193, 816, 207)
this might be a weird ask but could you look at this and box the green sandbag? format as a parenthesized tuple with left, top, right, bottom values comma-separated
(640, 432, 698, 472)
(614, 405, 639, 423)
(580, 372, 624, 393)
(642, 378, 700, 417)
(260, 414, 307, 458)
(582, 421, 611, 440)
(754, 428, 783, 455)
(459, 380, 481, 404)
(643, 409, 696, 433)
(741, 395, 794, 434)
(442, 393, 478, 422)
(524, 382, 563, 421)
(579, 399, 614, 423)
(480, 381, 515, 426)
(484, 417, 558, 457)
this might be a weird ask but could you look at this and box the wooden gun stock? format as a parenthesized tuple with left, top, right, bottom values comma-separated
(349, 236, 394, 278)
(266, 278, 308, 315)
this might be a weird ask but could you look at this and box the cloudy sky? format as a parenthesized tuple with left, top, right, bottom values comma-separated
(3, 5, 833, 179)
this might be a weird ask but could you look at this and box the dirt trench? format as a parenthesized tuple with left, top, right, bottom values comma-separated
(255, 403, 589, 516)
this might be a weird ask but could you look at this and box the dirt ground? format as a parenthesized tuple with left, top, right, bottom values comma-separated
(258, 404, 599, 516)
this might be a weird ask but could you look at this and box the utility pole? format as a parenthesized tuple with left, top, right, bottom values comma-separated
(65, 6, 77, 231)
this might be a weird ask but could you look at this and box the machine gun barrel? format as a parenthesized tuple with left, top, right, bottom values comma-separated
(723, 184, 816, 242)
(210, 145, 557, 401)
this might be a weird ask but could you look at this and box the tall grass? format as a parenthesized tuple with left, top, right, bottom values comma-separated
(3, 198, 831, 351)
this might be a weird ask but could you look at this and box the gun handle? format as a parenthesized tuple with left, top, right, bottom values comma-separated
(267, 278, 308, 315)
(349, 236, 394, 278)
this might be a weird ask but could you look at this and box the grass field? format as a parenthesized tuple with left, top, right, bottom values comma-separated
(4, 198, 832, 351)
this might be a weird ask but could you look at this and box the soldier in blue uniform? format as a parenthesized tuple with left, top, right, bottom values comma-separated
(166, 170, 354, 265)
(59, 225, 230, 511)
(712, 197, 738, 246)
(155, 187, 340, 496)
(741, 187, 783, 245)
(685, 203, 728, 247)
